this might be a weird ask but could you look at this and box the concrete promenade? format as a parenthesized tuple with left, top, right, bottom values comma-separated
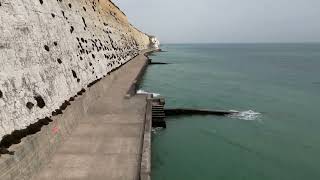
(33, 51, 150, 180)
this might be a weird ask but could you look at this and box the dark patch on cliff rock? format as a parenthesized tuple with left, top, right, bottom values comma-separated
(77, 88, 86, 96)
(60, 100, 71, 111)
(57, 58, 62, 64)
(52, 109, 62, 116)
(82, 17, 87, 27)
(70, 26, 74, 33)
(44, 45, 50, 51)
(0, 90, 3, 98)
(68, 3, 72, 8)
(0, 117, 53, 152)
(87, 78, 101, 88)
(0, 148, 14, 156)
(61, 10, 67, 20)
(34, 95, 46, 108)
(39, 0, 43, 5)
(71, 70, 77, 79)
(54, 41, 58, 46)
(51, 13, 55, 18)
(26, 102, 34, 110)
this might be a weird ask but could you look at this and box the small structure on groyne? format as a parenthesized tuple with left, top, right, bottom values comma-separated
(151, 98, 167, 128)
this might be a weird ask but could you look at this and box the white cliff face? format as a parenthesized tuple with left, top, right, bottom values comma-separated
(0, 0, 152, 140)
(150, 37, 160, 49)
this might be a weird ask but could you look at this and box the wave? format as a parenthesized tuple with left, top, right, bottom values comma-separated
(137, 89, 160, 97)
(228, 110, 261, 121)
(152, 127, 164, 134)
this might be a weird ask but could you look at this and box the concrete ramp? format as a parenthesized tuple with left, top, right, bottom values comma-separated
(32, 53, 149, 180)
(0, 50, 153, 180)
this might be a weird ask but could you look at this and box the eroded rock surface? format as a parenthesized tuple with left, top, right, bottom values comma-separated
(0, 0, 157, 140)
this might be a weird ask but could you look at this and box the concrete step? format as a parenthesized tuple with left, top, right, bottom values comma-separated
(152, 109, 164, 111)
(152, 105, 164, 107)
(152, 114, 165, 116)
(152, 111, 166, 115)
(152, 116, 166, 118)
(152, 107, 164, 110)
(152, 109, 164, 112)
(152, 106, 164, 108)
(152, 106, 164, 109)
(152, 118, 166, 121)
(152, 107, 164, 109)
(152, 110, 164, 113)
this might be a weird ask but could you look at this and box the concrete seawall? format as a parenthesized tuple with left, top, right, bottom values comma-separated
(140, 95, 153, 180)
(0, 50, 155, 180)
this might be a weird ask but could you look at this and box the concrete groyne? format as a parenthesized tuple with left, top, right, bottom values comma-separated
(164, 108, 238, 116)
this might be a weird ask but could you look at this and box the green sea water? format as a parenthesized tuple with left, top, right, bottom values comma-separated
(139, 44, 320, 180)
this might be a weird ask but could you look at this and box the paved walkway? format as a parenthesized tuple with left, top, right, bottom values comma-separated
(33, 52, 149, 180)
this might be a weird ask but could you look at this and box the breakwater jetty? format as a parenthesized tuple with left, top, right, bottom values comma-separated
(164, 108, 238, 116)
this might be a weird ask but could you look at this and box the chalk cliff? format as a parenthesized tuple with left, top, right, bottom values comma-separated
(0, 0, 158, 140)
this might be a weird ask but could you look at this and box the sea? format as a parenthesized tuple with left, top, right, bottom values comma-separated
(138, 43, 320, 180)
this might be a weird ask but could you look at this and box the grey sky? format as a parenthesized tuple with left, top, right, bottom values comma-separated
(114, 0, 320, 43)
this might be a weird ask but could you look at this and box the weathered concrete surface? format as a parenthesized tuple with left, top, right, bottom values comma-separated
(29, 51, 151, 180)
(140, 96, 152, 180)
(0, 50, 154, 180)
(0, 0, 157, 140)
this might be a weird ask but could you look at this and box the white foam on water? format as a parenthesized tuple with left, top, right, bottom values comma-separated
(137, 89, 160, 97)
(229, 110, 261, 121)
(152, 127, 164, 135)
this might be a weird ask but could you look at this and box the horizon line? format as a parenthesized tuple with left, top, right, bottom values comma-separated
(160, 42, 320, 45)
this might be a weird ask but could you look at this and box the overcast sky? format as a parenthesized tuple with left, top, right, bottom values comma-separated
(114, 0, 320, 43)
